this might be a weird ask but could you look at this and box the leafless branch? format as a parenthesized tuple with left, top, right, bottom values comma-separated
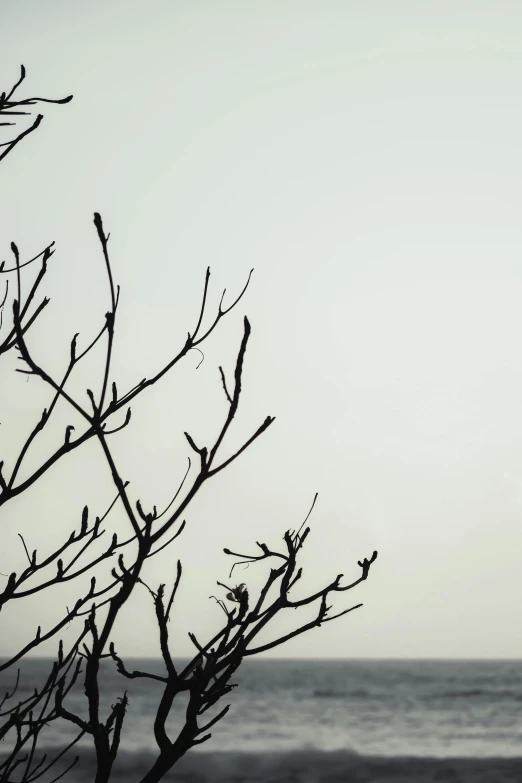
(126, 499, 377, 783)
(0, 65, 72, 164)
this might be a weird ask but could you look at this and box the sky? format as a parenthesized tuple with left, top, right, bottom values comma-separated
(1, 0, 522, 659)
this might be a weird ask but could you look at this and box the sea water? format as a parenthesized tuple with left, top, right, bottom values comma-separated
(1, 658, 521, 781)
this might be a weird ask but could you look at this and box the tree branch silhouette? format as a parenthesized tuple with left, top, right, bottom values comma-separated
(100, 497, 377, 783)
(0, 66, 379, 783)
(0, 65, 72, 164)
(1, 208, 277, 783)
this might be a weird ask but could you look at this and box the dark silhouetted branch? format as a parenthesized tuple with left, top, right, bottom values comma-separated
(0, 65, 72, 164)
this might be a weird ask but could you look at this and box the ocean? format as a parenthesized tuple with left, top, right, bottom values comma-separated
(1, 658, 521, 781)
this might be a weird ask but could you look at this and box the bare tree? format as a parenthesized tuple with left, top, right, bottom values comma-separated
(0, 70, 378, 783)
(0, 213, 271, 782)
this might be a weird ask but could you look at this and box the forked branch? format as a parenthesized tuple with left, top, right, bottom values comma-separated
(0, 65, 72, 164)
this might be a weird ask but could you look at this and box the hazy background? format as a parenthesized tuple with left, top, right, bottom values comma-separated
(1, 0, 522, 660)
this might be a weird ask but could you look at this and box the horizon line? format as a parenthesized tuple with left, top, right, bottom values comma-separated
(5, 655, 522, 662)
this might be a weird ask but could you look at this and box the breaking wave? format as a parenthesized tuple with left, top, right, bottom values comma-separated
(17, 746, 522, 783)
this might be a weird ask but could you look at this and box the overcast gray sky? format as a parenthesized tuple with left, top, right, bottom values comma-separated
(1, 0, 522, 659)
